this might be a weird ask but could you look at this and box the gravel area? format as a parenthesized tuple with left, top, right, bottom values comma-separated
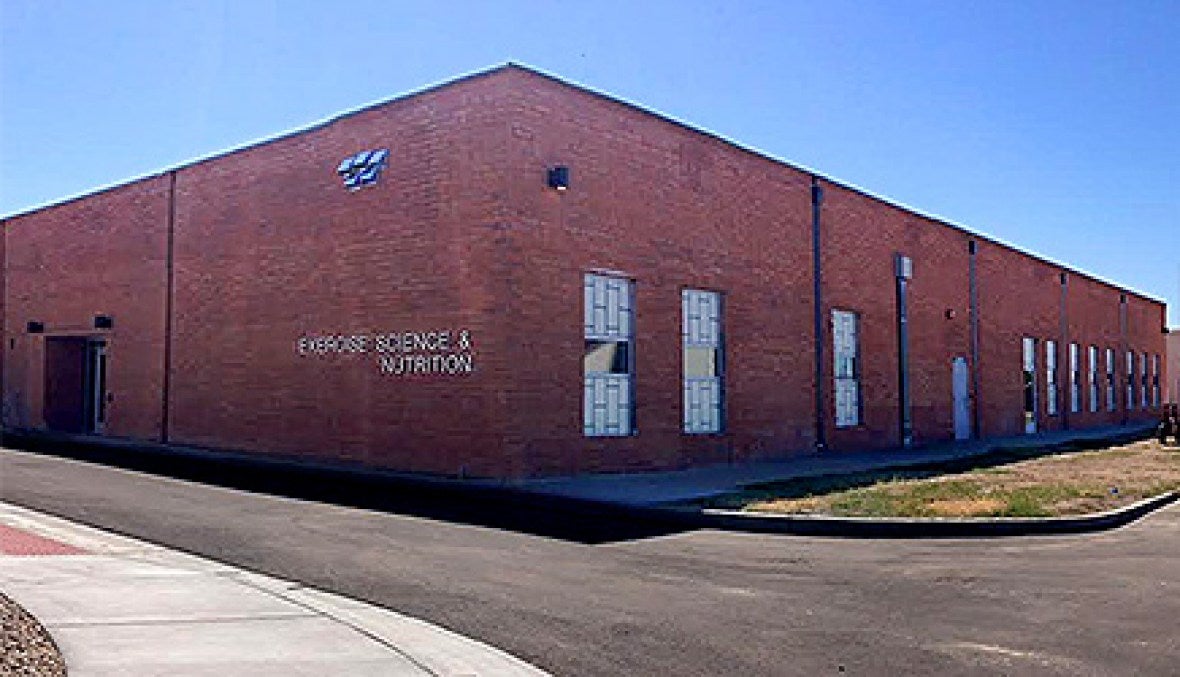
(1, 591, 66, 676)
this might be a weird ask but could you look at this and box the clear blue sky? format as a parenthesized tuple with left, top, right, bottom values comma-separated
(2, 1, 1177, 324)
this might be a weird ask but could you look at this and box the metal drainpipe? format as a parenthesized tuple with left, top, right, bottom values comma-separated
(161, 170, 176, 444)
(1120, 294, 1128, 425)
(811, 177, 826, 451)
(896, 253, 913, 447)
(1060, 272, 1069, 430)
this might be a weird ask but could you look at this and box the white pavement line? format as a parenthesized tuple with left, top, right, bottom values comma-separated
(931, 641, 1088, 673)
(0, 502, 549, 676)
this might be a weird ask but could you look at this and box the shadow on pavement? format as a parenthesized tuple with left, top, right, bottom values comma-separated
(2, 434, 694, 545)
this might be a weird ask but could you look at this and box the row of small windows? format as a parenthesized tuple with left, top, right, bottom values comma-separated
(582, 273, 1161, 438)
(1028, 338, 1160, 416)
(582, 272, 866, 436)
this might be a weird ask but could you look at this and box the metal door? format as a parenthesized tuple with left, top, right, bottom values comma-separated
(952, 356, 970, 440)
(84, 340, 107, 434)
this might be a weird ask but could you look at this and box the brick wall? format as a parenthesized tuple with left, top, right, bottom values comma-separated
(1125, 294, 1168, 413)
(3, 177, 169, 440)
(494, 68, 816, 475)
(1, 65, 1168, 478)
(1063, 275, 1127, 426)
(820, 183, 975, 450)
(166, 73, 515, 476)
(489, 68, 1166, 475)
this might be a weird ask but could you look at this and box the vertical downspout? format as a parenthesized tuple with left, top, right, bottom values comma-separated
(896, 253, 913, 447)
(968, 240, 981, 438)
(1119, 293, 1128, 425)
(811, 177, 826, 451)
(161, 171, 176, 444)
(1059, 272, 1069, 430)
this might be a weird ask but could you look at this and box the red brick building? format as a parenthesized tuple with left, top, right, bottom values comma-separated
(2, 65, 1168, 478)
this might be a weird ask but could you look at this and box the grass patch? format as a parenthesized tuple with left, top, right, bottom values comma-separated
(709, 439, 1180, 518)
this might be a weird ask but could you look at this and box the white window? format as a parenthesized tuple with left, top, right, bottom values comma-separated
(1153, 355, 1161, 407)
(1022, 337, 1038, 434)
(832, 309, 862, 428)
(1141, 352, 1149, 409)
(1106, 348, 1116, 412)
(682, 289, 723, 434)
(1069, 343, 1080, 414)
(1046, 340, 1058, 416)
(1088, 345, 1098, 413)
(1126, 351, 1135, 410)
(583, 273, 634, 436)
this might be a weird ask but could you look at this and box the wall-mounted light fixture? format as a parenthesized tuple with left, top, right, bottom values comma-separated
(547, 165, 570, 191)
(27, 321, 44, 334)
(94, 315, 114, 330)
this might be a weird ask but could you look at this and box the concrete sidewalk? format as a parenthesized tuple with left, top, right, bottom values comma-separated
(0, 502, 547, 676)
(517, 422, 1157, 505)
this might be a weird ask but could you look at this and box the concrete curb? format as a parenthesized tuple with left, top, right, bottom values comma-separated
(688, 491, 1180, 538)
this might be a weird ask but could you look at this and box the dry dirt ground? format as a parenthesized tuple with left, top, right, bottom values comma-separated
(743, 439, 1180, 518)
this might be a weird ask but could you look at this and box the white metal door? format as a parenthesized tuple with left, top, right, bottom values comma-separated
(952, 356, 970, 440)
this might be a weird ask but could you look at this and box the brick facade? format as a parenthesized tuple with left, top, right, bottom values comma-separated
(4, 177, 169, 440)
(1, 65, 1168, 478)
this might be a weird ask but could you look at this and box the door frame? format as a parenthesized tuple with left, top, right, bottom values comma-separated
(83, 338, 108, 435)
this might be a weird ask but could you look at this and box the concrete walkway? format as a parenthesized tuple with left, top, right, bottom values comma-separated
(517, 422, 1157, 505)
(0, 502, 547, 676)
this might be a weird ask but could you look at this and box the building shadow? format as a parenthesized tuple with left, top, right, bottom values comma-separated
(2, 433, 695, 545)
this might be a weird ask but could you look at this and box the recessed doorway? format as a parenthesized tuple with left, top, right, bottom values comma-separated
(43, 337, 107, 434)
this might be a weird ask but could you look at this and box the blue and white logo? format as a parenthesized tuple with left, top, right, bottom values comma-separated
(337, 148, 389, 190)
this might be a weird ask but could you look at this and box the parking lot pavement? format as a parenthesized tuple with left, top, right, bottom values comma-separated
(4, 445, 1179, 675)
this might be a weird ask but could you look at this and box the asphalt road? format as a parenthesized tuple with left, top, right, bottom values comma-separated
(2, 446, 1178, 676)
